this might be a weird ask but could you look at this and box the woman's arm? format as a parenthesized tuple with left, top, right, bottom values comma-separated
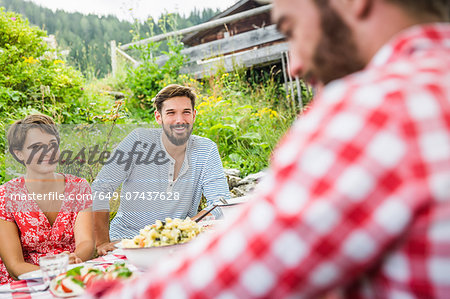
(73, 208, 95, 263)
(0, 219, 39, 279)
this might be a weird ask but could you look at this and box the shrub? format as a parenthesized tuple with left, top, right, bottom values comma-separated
(0, 9, 87, 183)
(191, 71, 298, 176)
(0, 9, 85, 120)
(125, 16, 186, 121)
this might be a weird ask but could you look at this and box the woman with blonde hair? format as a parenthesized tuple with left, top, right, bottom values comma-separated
(0, 114, 94, 283)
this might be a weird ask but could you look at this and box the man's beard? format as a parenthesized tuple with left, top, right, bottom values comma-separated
(310, 0, 366, 85)
(162, 123, 193, 146)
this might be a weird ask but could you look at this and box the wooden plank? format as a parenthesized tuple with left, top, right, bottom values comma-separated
(154, 24, 285, 66)
(119, 5, 273, 51)
(110, 40, 117, 76)
(180, 42, 289, 78)
(116, 47, 139, 66)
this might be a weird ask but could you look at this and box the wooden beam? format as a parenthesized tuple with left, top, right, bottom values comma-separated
(119, 5, 273, 51)
(116, 47, 139, 66)
(154, 24, 285, 66)
(180, 42, 289, 78)
(110, 40, 117, 76)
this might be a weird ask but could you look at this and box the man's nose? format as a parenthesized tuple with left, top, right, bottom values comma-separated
(175, 113, 184, 124)
(288, 51, 303, 78)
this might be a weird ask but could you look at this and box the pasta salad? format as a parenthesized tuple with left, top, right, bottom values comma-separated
(121, 218, 204, 248)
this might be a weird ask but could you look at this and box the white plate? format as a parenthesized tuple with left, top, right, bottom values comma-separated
(49, 277, 84, 298)
(227, 196, 250, 205)
(18, 264, 80, 281)
(18, 269, 43, 281)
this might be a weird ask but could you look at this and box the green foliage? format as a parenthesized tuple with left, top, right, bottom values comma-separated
(1, 0, 218, 77)
(115, 17, 312, 176)
(188, 71, 297, 176)
(125, 15, 187, 121)
(0, 9, 123, 184)
(0, 4, 313, 185)
(0, 9, 84, 119)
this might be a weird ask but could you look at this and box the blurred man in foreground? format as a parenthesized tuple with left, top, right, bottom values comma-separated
(87, 0, 450, 297)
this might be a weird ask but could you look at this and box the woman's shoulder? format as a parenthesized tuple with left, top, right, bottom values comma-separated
(1, 176, 25, 192)
(0, 177, 25, 209)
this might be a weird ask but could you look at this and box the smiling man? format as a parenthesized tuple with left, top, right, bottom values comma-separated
(92, 84, 229, 255)
(87, 0, 449, 298)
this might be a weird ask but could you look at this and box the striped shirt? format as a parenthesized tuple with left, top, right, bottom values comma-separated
(91, 128, 229, 240)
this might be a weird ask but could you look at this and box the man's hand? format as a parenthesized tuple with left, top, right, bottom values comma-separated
(96, 241, 120, 256)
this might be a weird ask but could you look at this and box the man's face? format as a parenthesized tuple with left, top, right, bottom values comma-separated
(273, 0, 365, 85)
(155, 96, 196, 146)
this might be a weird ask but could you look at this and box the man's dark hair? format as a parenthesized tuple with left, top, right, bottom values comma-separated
(153, 84, 196, 113)
(7, 114, 60, 165)
(314, 0, 449, 20)
(386, 0, 449, 20)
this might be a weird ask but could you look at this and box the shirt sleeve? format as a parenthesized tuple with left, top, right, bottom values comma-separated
(0, 185, 13, 222)
(86, 84, 423, 298)
(91, 129, 139, 211)
(200, 142, 230, 219)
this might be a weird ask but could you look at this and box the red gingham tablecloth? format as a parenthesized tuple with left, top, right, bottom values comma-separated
(0, 254, 129, 299)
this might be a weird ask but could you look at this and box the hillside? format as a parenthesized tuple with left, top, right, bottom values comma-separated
(0, 0, 218, 78)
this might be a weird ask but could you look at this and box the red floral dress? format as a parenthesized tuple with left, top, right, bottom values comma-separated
(0, 174, 92, 284)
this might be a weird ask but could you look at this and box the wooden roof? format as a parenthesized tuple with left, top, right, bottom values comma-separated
(182, 0, 271, 47)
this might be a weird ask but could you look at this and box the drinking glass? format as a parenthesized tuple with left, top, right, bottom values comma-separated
(39, 253, 69, 285)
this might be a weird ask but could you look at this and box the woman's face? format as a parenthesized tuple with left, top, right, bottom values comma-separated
(14, 128, 60, 175)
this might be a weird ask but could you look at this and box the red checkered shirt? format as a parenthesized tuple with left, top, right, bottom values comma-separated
(88, 23, 450, 299)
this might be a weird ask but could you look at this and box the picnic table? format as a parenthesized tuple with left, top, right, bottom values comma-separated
(0, 252, 135, 299)
(0, 206, 245, 299)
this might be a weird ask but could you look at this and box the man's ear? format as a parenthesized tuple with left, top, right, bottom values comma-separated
(332, 0, 372, 20)
(353, 0, 372, 19)
(193, 109, 197, 122)
(155, 110, 162, 125)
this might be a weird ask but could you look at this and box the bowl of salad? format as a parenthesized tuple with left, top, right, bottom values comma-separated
(119, 217, 204, 269)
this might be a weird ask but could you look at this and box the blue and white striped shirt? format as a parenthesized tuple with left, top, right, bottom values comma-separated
(92, 128, 229, 240)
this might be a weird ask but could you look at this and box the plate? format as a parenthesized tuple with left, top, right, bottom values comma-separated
(18, 264, 80, 281)
(49, 277, 84, 298)
(18, 269, 43, 281)
(217, 196, 249, 207)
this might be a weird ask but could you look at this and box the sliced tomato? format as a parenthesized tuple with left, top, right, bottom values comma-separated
(84, 274, 100, 287)
(60, 279, 72, 293)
